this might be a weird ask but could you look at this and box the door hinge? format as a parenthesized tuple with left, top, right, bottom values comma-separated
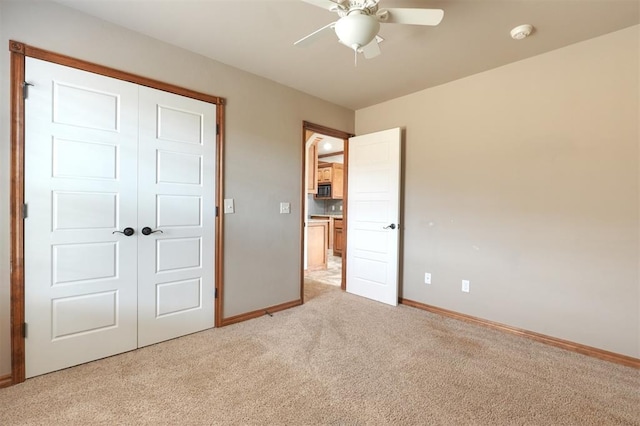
(22, 323, 27, 338)
(215, 206, 219, 217)
(215, 288, 218, 299)
(22, 203, 28, 219)
(22, 82, 33, 99)
(216, 124, 219, 135)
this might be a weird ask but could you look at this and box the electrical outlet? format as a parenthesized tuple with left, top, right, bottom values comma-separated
(462, 280, 470, 293)
(424, 273, 431, 284)
(280, 202, 290, 214)
(223, 198, 234, 214)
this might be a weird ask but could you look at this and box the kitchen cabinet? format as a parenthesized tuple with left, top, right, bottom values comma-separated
(315, 163, 343, 199)
(307, 220, 328, 271)
(306, 140, 318, 194)
(333, 218, 344, 257)
(310, 215, 339, 249)
(318, 163, 332, 183)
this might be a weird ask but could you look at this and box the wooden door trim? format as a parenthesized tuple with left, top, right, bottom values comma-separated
(9, 41, 224, 105)
(9, 41, 26, 385)
(8, 40, 226, 386)
(303, 121, 353, 141)
(301, 122, 354, 300)
(215, 103, 226, 327)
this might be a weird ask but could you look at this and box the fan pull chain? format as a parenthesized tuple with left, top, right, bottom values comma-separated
(354, 48, 358, 67)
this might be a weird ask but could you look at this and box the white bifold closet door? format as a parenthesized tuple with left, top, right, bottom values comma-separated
(24, 58, 216, 378)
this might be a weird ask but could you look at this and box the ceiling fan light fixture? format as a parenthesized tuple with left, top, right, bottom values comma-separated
(335, 12, 380, 50)
(295, 0, 444, 61)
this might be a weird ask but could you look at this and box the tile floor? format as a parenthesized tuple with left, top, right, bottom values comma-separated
(305, 250, 342, 286)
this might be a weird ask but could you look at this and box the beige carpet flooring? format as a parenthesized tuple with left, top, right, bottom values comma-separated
(1, 281, 639, 425)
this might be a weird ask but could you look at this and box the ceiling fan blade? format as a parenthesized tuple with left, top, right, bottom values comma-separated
(361, 38, 381, 59)
(294, 22, 336, 47)
(378, 8, 444, 26)
(301, 0, 346, 11)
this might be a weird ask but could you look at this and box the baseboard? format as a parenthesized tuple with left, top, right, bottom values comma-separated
(220, 299, 302, 327)
(400, 298, 640, 369)
(0, 374, 12, 388)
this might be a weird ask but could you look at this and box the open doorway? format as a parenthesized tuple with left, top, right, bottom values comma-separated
(301, 122, 353, 299)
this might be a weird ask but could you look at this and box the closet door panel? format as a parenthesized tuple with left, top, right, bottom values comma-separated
(23, 58, 218, 377)
(24, 58, 139, 378)
(137, 86, 216, 347)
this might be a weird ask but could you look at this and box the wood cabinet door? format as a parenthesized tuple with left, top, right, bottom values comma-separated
(307, 142, 318, 193)
(318, 166, 331, 183)
(331, 165, 344, 199)
(307, 222, 328, 271)
(333, 219, 344, 256)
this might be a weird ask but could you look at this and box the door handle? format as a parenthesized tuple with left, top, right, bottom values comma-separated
(141, 226, 163, 236)
(112, 227, 135, 236)
(383, 224, 397, 230)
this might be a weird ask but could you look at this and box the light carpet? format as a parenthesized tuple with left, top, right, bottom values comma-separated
(0, 281, 638, 425)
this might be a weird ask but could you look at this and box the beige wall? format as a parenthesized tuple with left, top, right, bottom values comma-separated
(0, 1, 354, 376)
(356, 25, 640, 358)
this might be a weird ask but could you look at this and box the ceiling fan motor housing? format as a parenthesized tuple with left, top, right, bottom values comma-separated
(334, 0, 380, 17)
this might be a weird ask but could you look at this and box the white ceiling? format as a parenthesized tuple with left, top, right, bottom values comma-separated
(53, 0, 639, 110)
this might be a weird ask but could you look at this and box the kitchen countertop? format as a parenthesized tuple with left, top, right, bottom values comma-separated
(309, 214, 343, 219)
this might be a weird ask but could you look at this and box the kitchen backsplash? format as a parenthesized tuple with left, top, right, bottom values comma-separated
(307, 195, 343, 215)
(325, 199, 343, 214)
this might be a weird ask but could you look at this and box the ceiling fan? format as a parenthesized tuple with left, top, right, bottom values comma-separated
(294, 0, 444, 61)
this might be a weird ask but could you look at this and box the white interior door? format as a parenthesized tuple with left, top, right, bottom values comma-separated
(137, 87, 216, 347)
(24, 58, 139, 377)
(24, 58, 217, 377)
(346, 128, 401, 306)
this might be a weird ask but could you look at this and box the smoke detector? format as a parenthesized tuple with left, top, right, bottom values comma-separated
(510, 24, 533, 40)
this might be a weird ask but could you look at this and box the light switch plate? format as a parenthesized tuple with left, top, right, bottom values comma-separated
(462, 280, 470, 293)
(424, 273, 431, 284)
(280, 202, 291, 214)
(223, 198, 234, 214)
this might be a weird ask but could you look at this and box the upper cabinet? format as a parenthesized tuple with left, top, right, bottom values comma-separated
(318, 163, 332, 183)
(317, 162, 343, 199)
(306, 136, 318, 194)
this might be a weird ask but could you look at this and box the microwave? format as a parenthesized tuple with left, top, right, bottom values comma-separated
(316, 184, 331, 198)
